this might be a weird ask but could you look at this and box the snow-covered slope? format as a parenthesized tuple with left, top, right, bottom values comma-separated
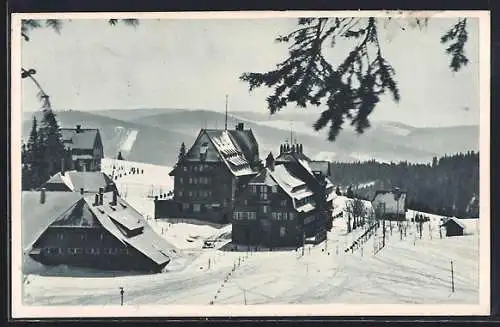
(22, 161, 480, 307)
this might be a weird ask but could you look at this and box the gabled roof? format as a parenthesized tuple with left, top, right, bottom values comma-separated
(43, 171, 116, 193)
(175, 129, 259, 177)
(21, 191, 176, 267)
(60, 128, 100, 151)
(21, 191, 83, 252)
(441, 217, 465, 229)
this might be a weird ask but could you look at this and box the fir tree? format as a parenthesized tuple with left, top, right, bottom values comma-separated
(179, 142, 186, 161)
(240, 17, 469, 141)
(38, 108, 65, 177)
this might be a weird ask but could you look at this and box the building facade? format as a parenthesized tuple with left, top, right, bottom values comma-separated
(232, 152, 334, 249)
(166, 124, 261, 223)
(372, 188, 408, 220)
(60, 125, 104, 172)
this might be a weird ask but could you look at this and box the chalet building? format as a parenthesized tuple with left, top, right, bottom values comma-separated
(60, 125, 104, 172)
(166, 123, 261, 223)
(232, 150, 336, 249)
(372, 188, 408, 220)
(41, 170, 118, 194)
(440, 217, 465, 237)
(22, 188, 175, 273)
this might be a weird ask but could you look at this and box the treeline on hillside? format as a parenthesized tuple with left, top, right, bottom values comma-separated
(329, 151, 479, 218)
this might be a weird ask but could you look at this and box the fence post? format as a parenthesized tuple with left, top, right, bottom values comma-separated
(451, 260, 455, 293)
(119, 287, 124, 306)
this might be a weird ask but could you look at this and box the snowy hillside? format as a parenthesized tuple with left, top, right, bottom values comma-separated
(22, 164, 480, 306)
(101, 158, 174, 218)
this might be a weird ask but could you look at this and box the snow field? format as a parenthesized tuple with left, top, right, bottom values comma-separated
(23, 160, 479, 305)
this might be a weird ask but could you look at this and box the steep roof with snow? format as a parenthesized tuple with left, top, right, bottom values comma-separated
(441, 217, 466, 229)
(172, 128, 259, 177)
(21, 191, 83, 252)
(21, 191, 175, 267)
(42, 171, 116, 193)
(60, 128, 101, 151)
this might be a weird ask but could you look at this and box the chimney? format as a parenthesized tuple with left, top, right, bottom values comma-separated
(40, 188, 46, 204)
(291, 144, 296, 153)
(236, 122, 244, 131)
(99, 188, 104, 205)
(61, 158, 65, 175)
(94, 194, 99, 206)
(111, 189, 118, 206)
(76, 124, 81, 133)
(280, 144, 284, 154)
(80, 188, 84, 195)
(266, 152, 275, 171)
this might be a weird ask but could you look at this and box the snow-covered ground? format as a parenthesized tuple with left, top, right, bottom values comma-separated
(101, 158, 174, 218)
(22, 214, 479, 306)
(22, 160, 480, 306)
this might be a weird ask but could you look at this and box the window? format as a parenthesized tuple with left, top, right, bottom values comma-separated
(188, 191, 193, 197)
(183, 203, 190, 210)
(75, 248, 82, 254)
(193, 204, 201, 212)
(260, 186, 268, 200)
(178, 190, 183, 197)
(280, 227, 286, 237)
(262, 205, 270, 214)
(199, 165, 204, 172)
(272, 185, 278, 193)
(81, 233, 87, 241)
(281, 200, 287, 207)
(250, 185, 257, 193)
(193, 178, 198, 185)
(183, 166, 187, 172)
(100, 233, 104, 241)
(179, 177, 184, 184)
(289, 212, 296, 220)
(57, 233, 64, 241)
(194, 166, 199, 172)
(189, 177, 193, 184)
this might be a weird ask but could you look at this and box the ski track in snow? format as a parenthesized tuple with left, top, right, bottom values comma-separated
(22, 161, 480, 306)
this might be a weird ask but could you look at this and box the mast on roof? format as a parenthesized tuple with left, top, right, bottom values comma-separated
(224, 94, 228, 131)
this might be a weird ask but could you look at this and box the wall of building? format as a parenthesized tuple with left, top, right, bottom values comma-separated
(31, 226, 161, 272)
(372, 192, 407, 216)
(173, 162, 235, 223)
(233, 185, 302, 248)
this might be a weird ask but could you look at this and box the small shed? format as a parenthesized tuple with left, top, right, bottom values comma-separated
(440, 217, 465, 237)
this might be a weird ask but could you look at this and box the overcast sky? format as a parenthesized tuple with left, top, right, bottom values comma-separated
(21, 16, 479, 127)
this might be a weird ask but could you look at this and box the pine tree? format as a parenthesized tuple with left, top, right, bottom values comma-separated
(38, 109, 65, 178)
(346, 186, 354, 198)
(179, 142, 186, 161)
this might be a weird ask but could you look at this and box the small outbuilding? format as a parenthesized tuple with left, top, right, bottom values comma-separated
(440, 217, 465, 237)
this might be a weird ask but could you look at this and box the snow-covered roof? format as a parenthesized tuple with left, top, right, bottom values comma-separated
(441, 217, 466, 229)
(60, 128, 100, 151)
(21, 191, 83, 252)
(43, 171, 116, 193)
(22, 190, 174, 267)
(205, 130, 257, 176)
(270, 165, 305, 193)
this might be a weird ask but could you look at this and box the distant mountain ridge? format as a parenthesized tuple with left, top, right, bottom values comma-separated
(22, 108, 479, 167)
